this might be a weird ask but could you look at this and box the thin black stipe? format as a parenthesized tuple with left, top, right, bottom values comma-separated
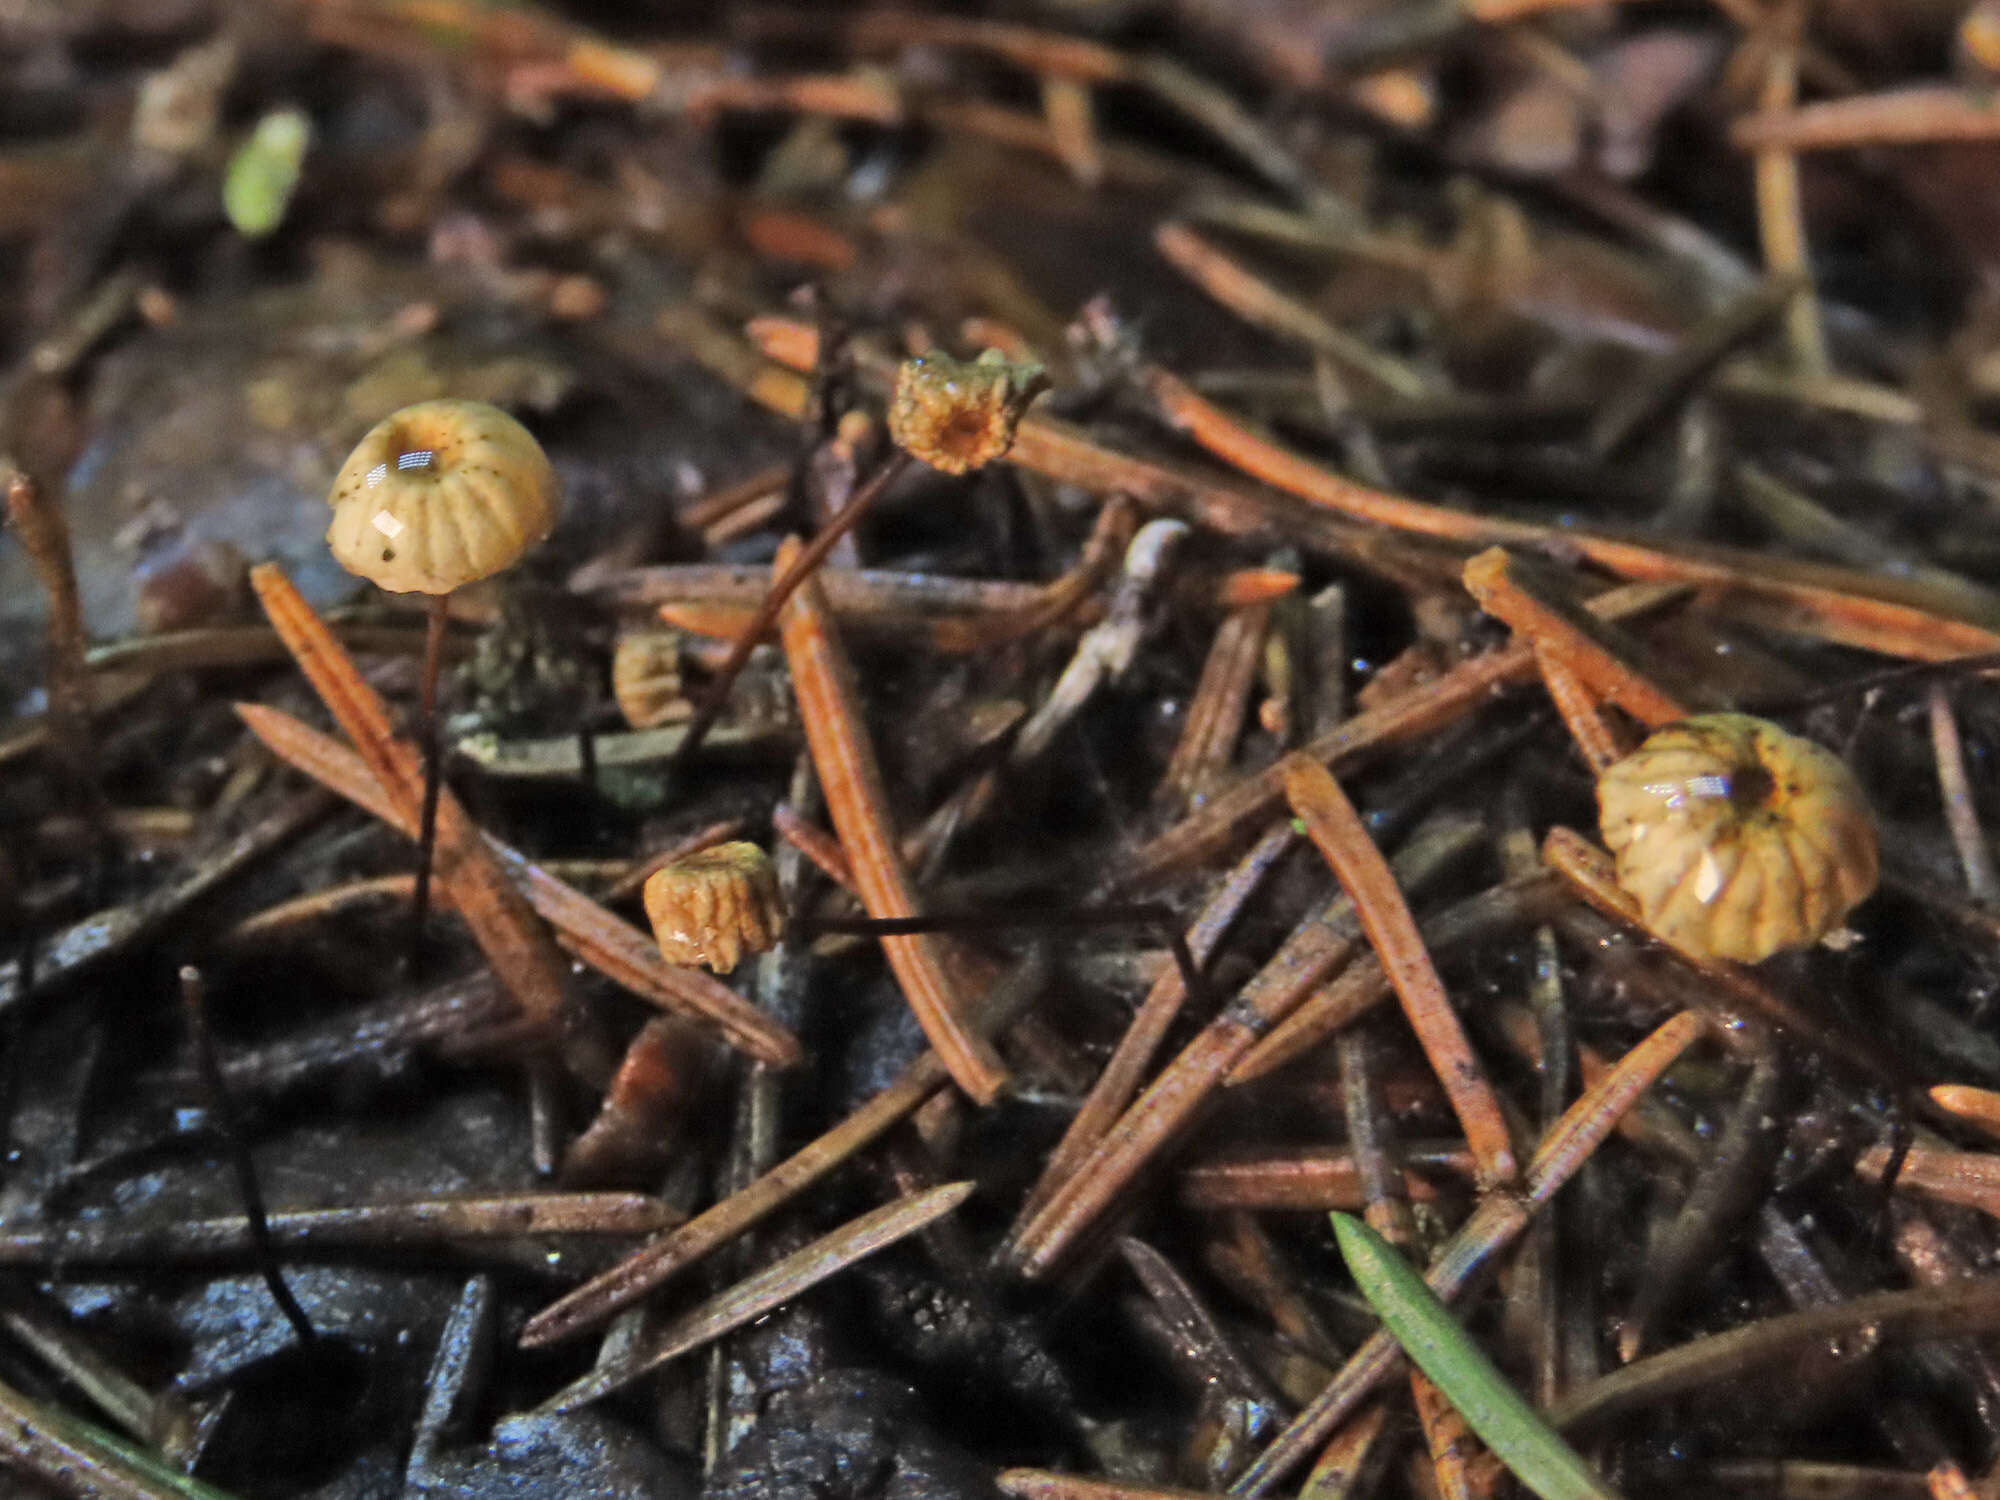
(179, 966, 317, 1347)
(670, 449, 914, 773)
(1753, 650, 2000, 715)
(793, 902, 1208, 1015)
(408, 592, 450, 973)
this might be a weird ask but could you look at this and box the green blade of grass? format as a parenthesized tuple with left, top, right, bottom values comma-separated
(1331, 1211, 1625, 1500)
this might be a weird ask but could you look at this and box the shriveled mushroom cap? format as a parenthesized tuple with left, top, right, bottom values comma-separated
(327, 399, 559, 595)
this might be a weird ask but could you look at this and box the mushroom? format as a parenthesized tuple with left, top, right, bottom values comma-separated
(326, 398, 560, 954)
(643, 842, 786, 974)
(1596, 712, 1877, 962)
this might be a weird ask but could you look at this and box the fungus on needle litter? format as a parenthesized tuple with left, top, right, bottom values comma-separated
(1596, 712, 1878, 963)
(326, 398, 561, 955)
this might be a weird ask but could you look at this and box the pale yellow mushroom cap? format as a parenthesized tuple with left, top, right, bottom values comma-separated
(326, 399, 559, 595)
(1596, 713, 1877, 963)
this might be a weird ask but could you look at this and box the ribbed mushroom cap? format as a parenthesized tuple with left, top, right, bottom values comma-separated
(1597, 713, 1877, 963)
(327, 399, 559, 594)
(644, 842, 787, 974)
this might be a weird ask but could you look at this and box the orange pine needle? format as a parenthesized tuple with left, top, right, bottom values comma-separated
(1280, 754, 1517, 1186)
(774, 536, 1010, 1104)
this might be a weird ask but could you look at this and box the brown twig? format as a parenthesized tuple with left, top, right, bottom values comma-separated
(1462, 547, 1694, 728)
(520, 1053, 954, 1346)
(539, 1181, 975, 1411)
(1178, 1143, 1475, 1212)
(1144, 366, 2000, 661)
(1536, 651, 1629, 773)
(0, 1194, 679, 1265)
(1551, 1277, 2000, 1433)
(1928, 683, 1999, 907)
(1007, 815, 1485, 1278)
(5, 464, 107, 851)
(1154, 223, 1429, 399)
(672, 452, 914, 769)
(1731, 84, 2000, 151)
(1233, 1010, 1706, 1493)
(1281, 755, 1516, 1185)
(1156, 603, 1271, 813)
(249, 565, 573, 1049)
(1750, 4, 1827, 374)
(1015, 823, 1295, 1229)
(774, 534, 1009, 1103)
(234, 703, 801, 1068)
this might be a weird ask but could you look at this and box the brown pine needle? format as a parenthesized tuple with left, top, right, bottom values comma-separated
(1234, 1010, 1705, 1493)
(540, 1181, 975, 1410)
(1535, 651, 1629, 773)
(774, 534, 1010, 1104)
(234, 703, 800, 1068)
(1461, 547, 1694, 728)
(520, 1052, 951, 1347)
(1280, 755, 1517, 1187)
(1929, 1084, 2000, 1145)
(249, 564, 573, 1044)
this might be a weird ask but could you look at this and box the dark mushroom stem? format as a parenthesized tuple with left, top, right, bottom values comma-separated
(792, 901, 1206, 1015)
(408, 591, 451, 968)
(670, 450, 912, 772)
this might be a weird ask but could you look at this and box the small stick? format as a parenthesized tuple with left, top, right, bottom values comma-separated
(1232, 1010, 1705, 1494)
(1409, 1369, 1483, 1500)
(771, 803, 858, 890)
(521, 1054, 949, 1346)
(538, 1181, 975, 1410)
(408, 591, 450, 966)
(1536, 651, 1628, 773)
(1552, 1276, 2000, 1434)
(1156, 603, 1271, 813)
(1120, 1237, 1287, 1414)
(1016, 823, 1294, 1228)
(1281, 755, 1516, 1186)
(1154, 223, 1429, 398)
(236, 703, 800, 1068)
(1857, 1144, 2000, 1222)
(796, 905, 1203, 1017)
(1227, 867, 1555, 1086)
(1178, 1143, 1474, 1212)
(1928, 682, 2000, 906)
(1008, 816, 1487, 1277)
(1000, 1473, 1230, 1500)
(5, 466, 109, 857)
(1293, 1402, 1393, 1500)
(0, 1193, 680, 1265)
(1928, 1084, 2000, 1145)
(1587, 275, 1801, 458)
(1731, 83, 2000, 152)
(1461, 547, 1695, 728)
(1751, 2, 1828, 374)
(1618, 1052, 1788, 1361)
(178, 966, 314, 1347)
(671, 450, 912, 770)
(774, 533, 1008, 1103)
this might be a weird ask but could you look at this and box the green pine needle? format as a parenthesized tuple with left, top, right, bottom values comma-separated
(1331, 1212, 1625, 1500)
